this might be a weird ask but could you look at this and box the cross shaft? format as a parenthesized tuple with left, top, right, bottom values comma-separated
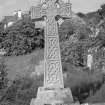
(31, 0, 71, 89)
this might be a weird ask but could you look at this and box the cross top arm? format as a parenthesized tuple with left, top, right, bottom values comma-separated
(30, 0, 72, 21)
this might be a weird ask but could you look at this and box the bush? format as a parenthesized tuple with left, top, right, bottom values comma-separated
(64, 69, 104, 103)
(85, 84, 105, 103)
(0, 18, 44, 56)
(0, 75, 43, 105)
(59, 17, 92, 67)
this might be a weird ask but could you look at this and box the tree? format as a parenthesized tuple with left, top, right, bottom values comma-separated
(59, 17, 91, 67)
(0, 17, 44, 56)
(77, 12, 86, 18)
(0, 75, 43, 105)
(98, 4, 105, 19)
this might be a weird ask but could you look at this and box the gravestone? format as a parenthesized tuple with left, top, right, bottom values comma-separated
(87, 54, 93, 70)
(30, 0, 74, 105)
(0, 49, 6, 59)
(87, 49, 93, 70)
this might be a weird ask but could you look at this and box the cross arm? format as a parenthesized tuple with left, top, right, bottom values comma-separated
(57, 3, 72, 18)
(30, 5, 47, 20)
(30, 5, 41, 19)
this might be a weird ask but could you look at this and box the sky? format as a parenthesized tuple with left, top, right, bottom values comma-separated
(0, 0, 105, 20)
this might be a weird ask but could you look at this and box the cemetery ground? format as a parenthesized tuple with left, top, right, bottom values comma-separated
(0, 49, 105, 105)
(5, 49, 44, 81)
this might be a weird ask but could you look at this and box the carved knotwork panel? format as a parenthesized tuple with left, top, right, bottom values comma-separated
(31, 5, 42, 19)
(40, 0, 70, 89)
(46, 37, 61, 61)
(46, 0, 57, 8)
(41, 9, 47, 17)
(45, 60, 63, 88)
(46, 18, 58, 36)
(57, 3, 71, 17)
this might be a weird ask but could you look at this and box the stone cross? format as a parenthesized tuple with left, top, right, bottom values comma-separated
(30, 0, 73, 105)
(43, 0, 70, 89)
(31, 0, 71, 89)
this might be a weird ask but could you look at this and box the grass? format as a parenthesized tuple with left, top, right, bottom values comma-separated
(2, 48, 105, 104)
(0, 50, 105, 104)
(85, 84, 105, 103)
(4, 49, 44, 80)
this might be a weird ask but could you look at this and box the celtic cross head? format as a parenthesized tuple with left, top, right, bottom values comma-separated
(41, 0, 60, 9)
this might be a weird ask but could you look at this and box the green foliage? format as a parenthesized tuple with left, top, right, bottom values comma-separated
(0, 75, 43, 105)
(85, 83, 105, 103)
(76, 12, 86, 18)
(64, 69, 104, 103)
(59, 18, 90, 42)
(0, 18, 44, 56)
(98, 4, 105, 19)
(61, 42, 86, 67)
(59, 17, 91, 67)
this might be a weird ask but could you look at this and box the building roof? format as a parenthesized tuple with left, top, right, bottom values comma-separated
(4, 15, 18, 24)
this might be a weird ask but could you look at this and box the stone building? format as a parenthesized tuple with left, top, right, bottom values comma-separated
(3, 10, 22, 29)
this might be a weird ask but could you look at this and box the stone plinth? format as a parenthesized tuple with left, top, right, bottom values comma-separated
(30, 87, 73, 105)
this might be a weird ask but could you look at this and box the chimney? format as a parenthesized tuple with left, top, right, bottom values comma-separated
(17, 10, 22, 19)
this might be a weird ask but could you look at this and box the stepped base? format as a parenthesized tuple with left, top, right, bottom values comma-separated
(30, 87, 74, 105)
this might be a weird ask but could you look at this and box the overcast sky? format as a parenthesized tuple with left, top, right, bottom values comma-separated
(0, 0, 105, 20)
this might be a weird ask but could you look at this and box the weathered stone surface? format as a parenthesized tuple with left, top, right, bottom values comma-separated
(30, 87, 73, 105)
(30, 0, 73, 105)
(44, 16, 64, 88)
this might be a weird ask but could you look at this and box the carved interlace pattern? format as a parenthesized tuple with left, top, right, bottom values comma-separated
(31, 0, 71, 89)
(45, 61, 63, 88)
(44, 17, 63, 88)
(43, 1, 64, 88)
